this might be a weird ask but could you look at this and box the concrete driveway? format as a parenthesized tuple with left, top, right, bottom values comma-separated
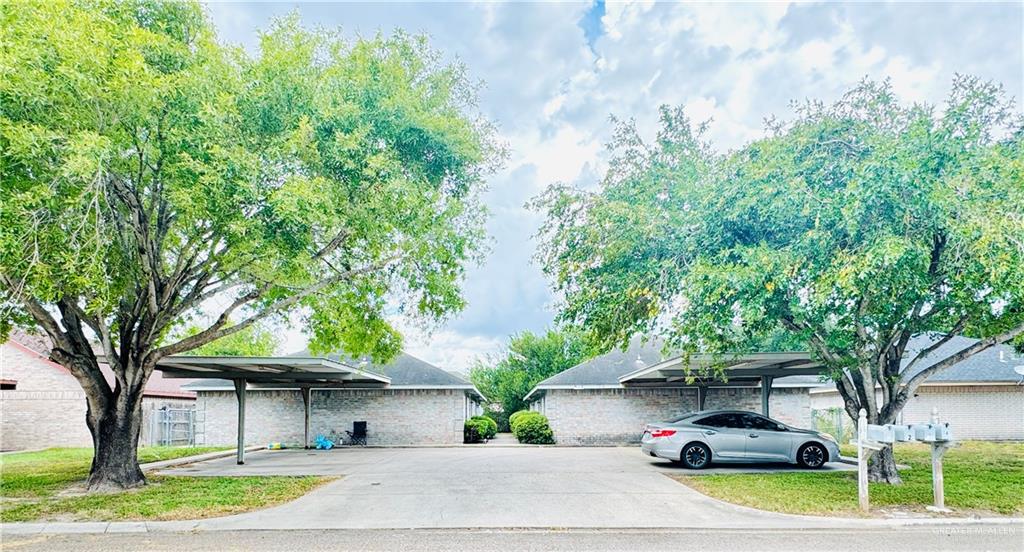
(160, 446, 857, 529)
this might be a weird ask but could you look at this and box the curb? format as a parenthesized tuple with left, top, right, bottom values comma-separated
(141, 446, 262, 472)
(4, 518, 1021, 535)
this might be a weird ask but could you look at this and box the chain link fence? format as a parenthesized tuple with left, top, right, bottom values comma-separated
(145, 406, 199, 446)
(811, 407, 854, 445)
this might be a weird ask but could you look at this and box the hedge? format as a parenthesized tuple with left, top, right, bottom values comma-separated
(508, 410, 531, 429)
(470, 415, 498, 439)
(464, 418, 490, 443)
(511, 411, 554, 444)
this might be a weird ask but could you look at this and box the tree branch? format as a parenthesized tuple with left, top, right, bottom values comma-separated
(896, 322, 1024, 410)
(0, 273, 69, 351)
(899, 315, 969, 377)
(151, 254, 403, 360)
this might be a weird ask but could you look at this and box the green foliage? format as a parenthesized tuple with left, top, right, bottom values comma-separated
(469, 415, 497, 439)
(510, 411, 554, 444)
(0, 0, 502, 363)
(508, 409, 532, 429)
(534, 77, 1024, 427)
(678, 441, 1024, 516)
(483, 407, 510, 432)
(469, 329, 590, 421)
(0, 446, 228, 499)
(463, 418, 489, 443)
(173, 322, 279, 356)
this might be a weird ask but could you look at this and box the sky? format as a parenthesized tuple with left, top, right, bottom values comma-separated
(206, 1, 1024, 372)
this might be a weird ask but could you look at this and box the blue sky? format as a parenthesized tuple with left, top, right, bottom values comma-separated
(207, 1, 1024, 371)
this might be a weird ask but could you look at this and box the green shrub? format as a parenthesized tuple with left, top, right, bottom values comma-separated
(509, 410, 537, 434)
(511, 412, 554, 444)
(508, 410, 532, 430)
(484, 408, 510, 432)
(464, 418, 489, 443)
(470, 415, 498, 439)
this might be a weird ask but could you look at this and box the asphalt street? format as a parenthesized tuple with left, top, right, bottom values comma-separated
(2, 527, 1021, 552)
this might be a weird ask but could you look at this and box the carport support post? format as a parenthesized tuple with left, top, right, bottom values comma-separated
(301, 387, 312, 449)
(760, 375, 774, 416)
(234, 378, 246, 465)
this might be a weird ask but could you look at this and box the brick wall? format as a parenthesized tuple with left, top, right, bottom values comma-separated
(1, 342, 195, 450)
(537, 387, 812, 446)
(197, 388, 469, 447)
(1, 342, 93, 450)
(902, 386, 1024, 440)
(810, 385, 1024, 440)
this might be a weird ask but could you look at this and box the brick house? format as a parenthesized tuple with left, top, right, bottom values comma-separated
(185, 350, 485, 447)
(524, 339, 822, 446)
(809, 335, 1024, 440)
(0, 331, 196, 451)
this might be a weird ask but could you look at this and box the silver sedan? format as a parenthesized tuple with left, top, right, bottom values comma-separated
(640, 410, 841, 469)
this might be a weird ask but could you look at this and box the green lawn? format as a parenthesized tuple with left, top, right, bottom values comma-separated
(673, 441, 1024, 517)
(0, 447, 331, 522)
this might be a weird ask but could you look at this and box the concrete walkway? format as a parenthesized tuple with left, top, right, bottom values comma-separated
(5, 447, 1019, 534)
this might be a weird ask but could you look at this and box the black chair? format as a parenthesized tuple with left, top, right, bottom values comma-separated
(346, 421, 367, 446)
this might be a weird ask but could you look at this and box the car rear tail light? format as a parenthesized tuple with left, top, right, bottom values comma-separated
(650, 429, 677, 438)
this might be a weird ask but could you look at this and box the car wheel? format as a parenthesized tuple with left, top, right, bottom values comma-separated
(798, 443, 827, 469)
(679, 442, 711, 469)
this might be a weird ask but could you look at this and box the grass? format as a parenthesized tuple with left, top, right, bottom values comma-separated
(673, 441, 1024, 517)
(0, 447, 331, 522)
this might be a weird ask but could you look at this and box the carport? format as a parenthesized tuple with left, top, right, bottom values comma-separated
(617, 352, 825, 416)
(157, 356, 390, 464)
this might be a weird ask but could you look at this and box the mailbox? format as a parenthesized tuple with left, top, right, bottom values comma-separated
(912, 423, 937, 442)
(866, 424, 895, 444)
(888, 425, 915, 442)
(933, 423, 953, 442)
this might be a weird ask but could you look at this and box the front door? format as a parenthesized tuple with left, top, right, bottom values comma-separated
(693, 413, 747, 459)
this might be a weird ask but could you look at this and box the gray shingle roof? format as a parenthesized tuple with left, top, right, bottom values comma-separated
(902, 335, 1023, 382)
(287, 349, 471, 387)
(529, 333, 1022, 393)
(533, 338, 826, 389)
(535, 337, 669, 387)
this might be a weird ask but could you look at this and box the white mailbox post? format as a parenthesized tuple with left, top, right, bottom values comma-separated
(853, 408, 885, 512)
(925, 408, 955, 513)
(851, 407, 954, 513)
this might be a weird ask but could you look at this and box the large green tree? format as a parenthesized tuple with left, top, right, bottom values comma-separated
(470, 329, 590, 429)
(0, 1, 500, 490)
(534, 77, 1024, 483)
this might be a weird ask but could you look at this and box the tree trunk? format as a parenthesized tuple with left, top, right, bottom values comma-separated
(85, 385, 147, 491)
(868, 444, 902, 484)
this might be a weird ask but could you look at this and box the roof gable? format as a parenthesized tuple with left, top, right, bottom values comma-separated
(534, 337, 669, 387)
(288, 349, 471, 387)
(902, 335, 1023, 383)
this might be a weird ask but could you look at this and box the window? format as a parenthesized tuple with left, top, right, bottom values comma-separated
(0, 381, 16, 390)
(696, 413, 743, 428)
(742, 414, 785, 431)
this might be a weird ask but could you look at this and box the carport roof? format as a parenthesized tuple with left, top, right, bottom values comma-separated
(158, 356, 391, 385)
(619, 352, 824, 385)
(287, 349, 472, 387)
(524, 338, 825, 400)
(173, 350, 487, 401)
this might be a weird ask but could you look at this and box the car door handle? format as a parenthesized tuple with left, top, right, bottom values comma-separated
(749, 433, 759, 438)
(703, 430, 716, 435)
